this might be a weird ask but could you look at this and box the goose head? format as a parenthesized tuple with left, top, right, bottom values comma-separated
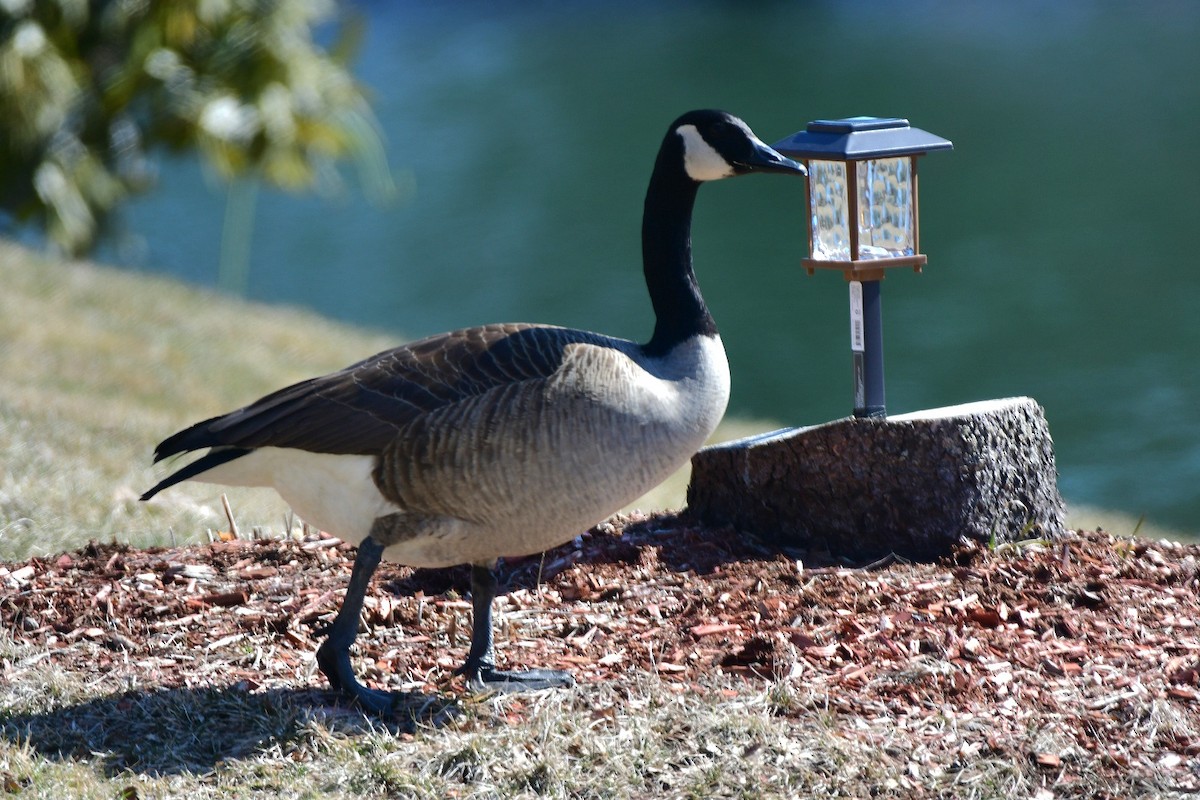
(671, 109, 807, 183)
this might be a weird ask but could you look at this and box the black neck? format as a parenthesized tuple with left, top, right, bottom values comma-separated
(641, 136, 718, 357)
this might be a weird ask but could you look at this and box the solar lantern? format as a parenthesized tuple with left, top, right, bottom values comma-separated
(773, 117, 952, 418)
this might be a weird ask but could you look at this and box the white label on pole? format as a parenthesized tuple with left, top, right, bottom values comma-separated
(849, 280, 865, 353)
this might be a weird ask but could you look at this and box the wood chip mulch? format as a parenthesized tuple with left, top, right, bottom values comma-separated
(3, 515, 1199, 789)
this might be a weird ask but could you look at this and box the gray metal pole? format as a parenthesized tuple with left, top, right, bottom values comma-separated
(860, 279, 886, 417)
(851, 280, 886, 418)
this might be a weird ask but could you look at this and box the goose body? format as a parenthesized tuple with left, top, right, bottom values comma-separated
(174, 327, 729, 568)
(142, 110, 805, 707)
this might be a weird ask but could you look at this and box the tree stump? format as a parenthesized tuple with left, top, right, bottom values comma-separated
(687, 397, 1065, 561)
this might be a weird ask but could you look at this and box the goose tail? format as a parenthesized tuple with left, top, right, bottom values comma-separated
(140, 444, 253, 501)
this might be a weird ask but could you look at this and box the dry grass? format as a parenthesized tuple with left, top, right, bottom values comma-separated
(0, 240, 396, 559)
(4, 240, 1198, 799)
(4, 632, 1196, 799)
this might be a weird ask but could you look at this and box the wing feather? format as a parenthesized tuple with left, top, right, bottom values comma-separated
(152, 323, 626, 460)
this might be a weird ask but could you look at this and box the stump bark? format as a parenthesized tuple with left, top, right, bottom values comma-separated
(687, 397, 1065, 561)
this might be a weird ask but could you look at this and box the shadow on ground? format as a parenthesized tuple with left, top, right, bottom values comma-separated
(0, 683, 456, 777)
(383, 512, 797, 600)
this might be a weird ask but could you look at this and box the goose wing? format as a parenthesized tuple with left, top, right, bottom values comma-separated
(152, 322, 617, 461)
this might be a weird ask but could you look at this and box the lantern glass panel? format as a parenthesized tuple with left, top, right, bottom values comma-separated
(856, 157, 914, 260)
(808, 159, 850, 261)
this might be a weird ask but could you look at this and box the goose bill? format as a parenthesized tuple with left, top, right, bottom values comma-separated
(737, 140, 807, 176)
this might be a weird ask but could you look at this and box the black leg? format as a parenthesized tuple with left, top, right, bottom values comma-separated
(315, 536, 398, 713)
(453, 563, 575, 692)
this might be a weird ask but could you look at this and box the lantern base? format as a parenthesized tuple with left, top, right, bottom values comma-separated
(802, 254, 927, 282)
(685, 397, 1064, 561)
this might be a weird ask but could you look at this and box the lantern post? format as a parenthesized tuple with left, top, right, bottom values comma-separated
(773, 117, 952, 417)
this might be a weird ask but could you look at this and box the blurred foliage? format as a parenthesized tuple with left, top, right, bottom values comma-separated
(0, 0, 383, 254)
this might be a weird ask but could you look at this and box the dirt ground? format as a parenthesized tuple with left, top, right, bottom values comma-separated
(3, 514, 1199, 795)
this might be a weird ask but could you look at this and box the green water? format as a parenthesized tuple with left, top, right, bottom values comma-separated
(119, 1, 1200, 533)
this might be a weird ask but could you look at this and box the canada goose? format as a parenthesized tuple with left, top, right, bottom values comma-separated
(141, 109, 806, 711)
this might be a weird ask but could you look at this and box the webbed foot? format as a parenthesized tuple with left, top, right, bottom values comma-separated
(455, 562, 576, 693)
(455, 662, 575, 693)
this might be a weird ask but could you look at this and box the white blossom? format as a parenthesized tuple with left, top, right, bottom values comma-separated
(199, 96, 261, 142)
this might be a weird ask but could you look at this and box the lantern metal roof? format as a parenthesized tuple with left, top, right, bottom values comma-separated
(772, 117, 953, 161)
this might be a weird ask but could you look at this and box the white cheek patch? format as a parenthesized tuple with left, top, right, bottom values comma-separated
(677, 124, 735, 182)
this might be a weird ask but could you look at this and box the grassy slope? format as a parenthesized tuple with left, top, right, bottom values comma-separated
(1, 240, 391, 559)
(0, 240, 780, 562)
